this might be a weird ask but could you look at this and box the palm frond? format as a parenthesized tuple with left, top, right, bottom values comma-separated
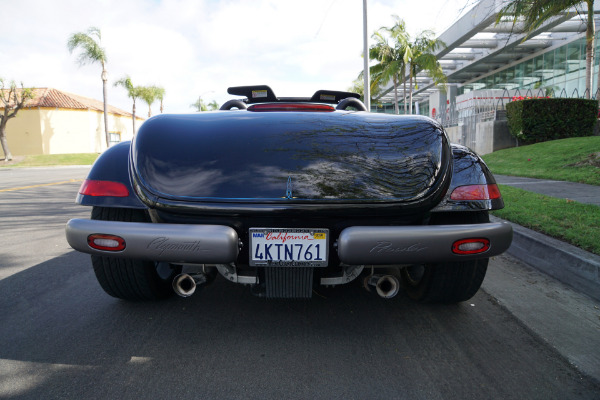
(67, 29, 107, 66)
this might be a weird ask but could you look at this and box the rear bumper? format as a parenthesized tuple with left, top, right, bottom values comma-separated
(337, 222, 513, 265)
(66, 219, 512, 265)
(65, 219, 239, 264)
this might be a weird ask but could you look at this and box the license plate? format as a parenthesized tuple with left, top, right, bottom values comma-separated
(249, 228, 328, 267)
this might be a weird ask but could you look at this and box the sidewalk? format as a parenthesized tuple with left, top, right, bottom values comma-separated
(492, 174, 600, 301)
(494, 174, 600, 206)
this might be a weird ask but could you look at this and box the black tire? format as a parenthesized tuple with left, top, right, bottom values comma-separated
(401, 211, 490, 304)
(90, 207, 180, 301)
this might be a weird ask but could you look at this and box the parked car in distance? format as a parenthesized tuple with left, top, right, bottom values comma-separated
(66, 85, 512, 303)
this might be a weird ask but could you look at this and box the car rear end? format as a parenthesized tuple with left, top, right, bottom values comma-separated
(66, 94, 511, 301)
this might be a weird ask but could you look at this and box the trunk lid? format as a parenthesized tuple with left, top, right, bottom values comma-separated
(132, 111, 451, 205)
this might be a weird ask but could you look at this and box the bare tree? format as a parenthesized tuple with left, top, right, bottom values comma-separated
(0, 79, 34, 161)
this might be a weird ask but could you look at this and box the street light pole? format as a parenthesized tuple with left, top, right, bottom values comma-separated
(363, 0, 370, 112)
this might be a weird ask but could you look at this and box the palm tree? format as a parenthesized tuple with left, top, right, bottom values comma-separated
(114, 76, 141, 134)
(403, 31, 447, 114)
(139, 86, 159, 117)
(155, 86, 166, 113)
(367, 16, 409, 114)
(348, 77, 382, 106)
(208, 100, 220, 111)
(67, 27, 109, 146)
(496, 0, 596, 99)
(190, 96, 208, 112)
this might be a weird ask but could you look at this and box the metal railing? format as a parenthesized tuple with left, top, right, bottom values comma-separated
(436, 88, 600, 128)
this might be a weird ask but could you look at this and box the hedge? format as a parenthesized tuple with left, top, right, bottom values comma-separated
(506, 98, 597, 143)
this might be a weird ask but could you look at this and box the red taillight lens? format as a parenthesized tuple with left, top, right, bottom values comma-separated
(79, 180, 129, 197)
(452, 238, 490, 255)
(450, 184, 501, 201)
(87, 234, 126, 251)
(247, 103, 335, 112)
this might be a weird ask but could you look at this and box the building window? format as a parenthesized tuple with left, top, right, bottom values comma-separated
(109, 132, 121, 146)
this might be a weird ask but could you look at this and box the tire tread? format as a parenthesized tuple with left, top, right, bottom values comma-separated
(90, 207, 177, 301)
(403, 211, 490, 303)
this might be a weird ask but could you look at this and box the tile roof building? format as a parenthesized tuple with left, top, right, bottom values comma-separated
(24, 88, 134, 117)
(1, 88, 144, 156)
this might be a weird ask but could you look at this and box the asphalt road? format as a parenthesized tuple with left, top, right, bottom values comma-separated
(1, 167, 599, 400)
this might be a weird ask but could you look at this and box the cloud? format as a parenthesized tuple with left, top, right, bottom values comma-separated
(3, 0, 470, 115)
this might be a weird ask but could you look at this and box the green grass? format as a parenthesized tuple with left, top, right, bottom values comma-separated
(482, 136, 600, 185)
(1, 153, 99, 167)
(484, 138, 600, 254)
(493, 185, 600, 255)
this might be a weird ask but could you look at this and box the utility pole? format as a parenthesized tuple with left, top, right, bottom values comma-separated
(363, 0, 370, 111)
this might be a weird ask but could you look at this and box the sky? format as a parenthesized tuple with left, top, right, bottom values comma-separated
(2, 0, 474, 115)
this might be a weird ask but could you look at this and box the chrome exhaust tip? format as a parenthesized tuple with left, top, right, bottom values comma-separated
(172, 273, 198, 297)
(364, 274, 400, 299)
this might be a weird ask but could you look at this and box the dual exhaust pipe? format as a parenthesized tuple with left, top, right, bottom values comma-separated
(364, 274, 400, 299)
(172, 273, 207, 297)
(174, 272, 401, 299)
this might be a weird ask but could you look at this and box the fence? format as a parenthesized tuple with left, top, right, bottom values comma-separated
(436, 88, 600, 129)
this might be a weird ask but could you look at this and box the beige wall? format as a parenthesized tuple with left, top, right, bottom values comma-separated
(4, 109, 44, 155)
(4, 107, 141, 156)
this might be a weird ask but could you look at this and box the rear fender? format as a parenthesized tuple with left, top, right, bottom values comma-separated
(77, 141, 146, 209)
(431, 144, 504, 212)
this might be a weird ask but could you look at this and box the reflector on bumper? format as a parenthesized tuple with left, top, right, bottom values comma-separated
(88, 234, 126, 251)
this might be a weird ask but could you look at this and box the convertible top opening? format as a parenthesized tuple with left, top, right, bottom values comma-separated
(227, 85, 360, 105)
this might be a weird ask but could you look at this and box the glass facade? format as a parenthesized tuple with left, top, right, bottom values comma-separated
(458, 35, 600, 97)
(371, 101, 429, 116)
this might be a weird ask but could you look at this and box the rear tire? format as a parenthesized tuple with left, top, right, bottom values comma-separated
(90, 207, 180, 301)
(401, 211, 489, 303)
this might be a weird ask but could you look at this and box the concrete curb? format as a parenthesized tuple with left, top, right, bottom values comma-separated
(491, 216, 600, 301)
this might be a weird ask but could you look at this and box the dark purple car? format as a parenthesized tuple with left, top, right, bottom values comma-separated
(66, 85, 512, 303)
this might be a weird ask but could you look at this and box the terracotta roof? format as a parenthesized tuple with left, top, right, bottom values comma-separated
(2, 87, 143, 119)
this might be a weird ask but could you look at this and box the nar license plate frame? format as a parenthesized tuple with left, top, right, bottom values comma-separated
(249, 228, 329, 267)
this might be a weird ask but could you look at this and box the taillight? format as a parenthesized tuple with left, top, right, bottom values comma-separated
(87, 234, 126, 251)
(450, 184, 501, 201)
(452, 238, 490, 255)
(247, 103, 335, 112)
(79, 180, 129, 197)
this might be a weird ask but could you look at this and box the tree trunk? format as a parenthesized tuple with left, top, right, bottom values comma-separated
(409, 70, 414, 114)
(584, 0, 594, 99)
(132, 101, 136, 135)
(585, 0, 600, 101)
(393, 76, 399, 114)
(101, 67, 109, 148)
(160, 100, 163, 114)
(403, 76, 407, 114)
(0, 122, 12, 161)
